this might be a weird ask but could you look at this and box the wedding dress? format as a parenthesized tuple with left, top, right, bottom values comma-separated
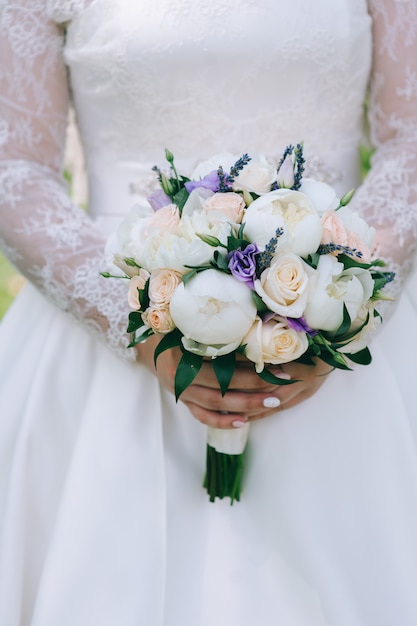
(1, 1, 417, 624)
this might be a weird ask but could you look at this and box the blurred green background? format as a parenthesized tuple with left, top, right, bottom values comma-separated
(0, 253, 24, 319)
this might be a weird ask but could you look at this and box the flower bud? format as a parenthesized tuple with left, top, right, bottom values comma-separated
(197, 233, 222, 247)
(165, 148, 175, 164)
(338, 188, 355, 208)
(160, 172, 174, 196)
(276, 156, 295, 189)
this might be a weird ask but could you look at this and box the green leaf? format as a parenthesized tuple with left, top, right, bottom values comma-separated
(127, 311, 144, 333)
(182, 269, 200, 286)
(257, 367, 297, 386)
(251, 291, 270, 314)
(303, 252, 320, 269)
(226, 236, 251, 252)
(153, 328, 183, 367)
(174, 351, 204, 401)
(212, 250, 230, 272)
(332, 312, 370, 345)
(127, 327, 154, 348)
(173, 187, 190, 213)
(346, 346, 372, 365)
(318, 350, 352, 370)
(335, 304, 351, 337)
(138, 278, 150, 311)
(212, 352, 236, 396)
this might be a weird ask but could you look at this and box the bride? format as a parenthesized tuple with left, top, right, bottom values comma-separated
(0, 1, 416, 624)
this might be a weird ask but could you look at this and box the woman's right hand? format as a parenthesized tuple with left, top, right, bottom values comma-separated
(135, 335, 286, 428)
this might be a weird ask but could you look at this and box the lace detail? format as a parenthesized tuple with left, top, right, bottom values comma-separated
(350, 0, 417, 298)
(47, 0, 93, 23)
(0, 1, 133, 359)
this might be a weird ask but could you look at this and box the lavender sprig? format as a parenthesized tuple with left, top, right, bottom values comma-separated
(292, 143, 305, 191)
(318, 243, 364, 259)
(217, 165, 229, 192)
(151, 164, 162, 183)
(227, 154, 252, 184)
(256, 227, 285, 274)
(276, 144, 294, 173)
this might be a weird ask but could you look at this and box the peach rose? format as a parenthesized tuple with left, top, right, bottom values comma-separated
(204, 192, 245, 224)
(346, 232, 372, 263)
(244, 317, 308, 372)
(142, 305, 176, 334)
(147, 204, 180, 231)
(148, 268, 183, 306)
(321, 210, 348, 249)
(127, 270, 150, 309)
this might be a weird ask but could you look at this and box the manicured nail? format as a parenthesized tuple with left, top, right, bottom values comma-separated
(263, 397, 281, 409)
(274, 372, 291, 380)
(232, 420, 247, 428)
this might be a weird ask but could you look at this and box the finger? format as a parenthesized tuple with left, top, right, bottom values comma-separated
(182, 384, 284, 416)
(182, 401, 249, 429)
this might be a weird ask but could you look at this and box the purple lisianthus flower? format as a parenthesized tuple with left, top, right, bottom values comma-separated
(227, 243, 259, 288)
(147, 189, 172, 211)
(286, 316, 317, 336)
(185, 170, 220, 193)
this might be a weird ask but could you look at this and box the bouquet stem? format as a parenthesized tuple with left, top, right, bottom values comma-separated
(203, 445, 245, 504)
(203, 424, 250, 504)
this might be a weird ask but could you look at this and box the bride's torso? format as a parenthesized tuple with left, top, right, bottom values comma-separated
(56, 0, 372, 224)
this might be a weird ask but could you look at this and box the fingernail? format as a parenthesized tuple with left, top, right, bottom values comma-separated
(274, 372, 291, 380)
(263, 397, 281, 409)
(232, 420, 247, 428)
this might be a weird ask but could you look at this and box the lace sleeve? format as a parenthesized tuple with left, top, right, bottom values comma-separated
(0, 0, 134, 359)
(352, 0, 417, 295)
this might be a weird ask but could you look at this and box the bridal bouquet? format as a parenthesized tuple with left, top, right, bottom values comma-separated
(103, 146, 394, 503)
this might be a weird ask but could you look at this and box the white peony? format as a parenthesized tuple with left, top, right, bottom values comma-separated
(299, 178, 340, 215)
(190, 153, 238, 181)
(169, 269, 257, 348)
(243, 188, 322, 257)
(114, 197, 223, 273)
(304, 255, 374, 332)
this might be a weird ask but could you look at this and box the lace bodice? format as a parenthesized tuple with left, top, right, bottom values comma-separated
(1, 0, 416, 357)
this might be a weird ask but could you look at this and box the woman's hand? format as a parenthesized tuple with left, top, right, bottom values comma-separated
(135, 335, 332, 428)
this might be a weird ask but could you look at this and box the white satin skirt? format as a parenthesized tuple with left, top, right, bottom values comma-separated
(0, 274, 417, 626)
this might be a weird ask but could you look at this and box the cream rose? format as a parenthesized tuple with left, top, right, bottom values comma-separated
(243, 189, 322, 257)
(255, 250, 312, 318)
(204, 192, 245, 224)
(148, 269, 182, 306)
(127, 270, 151, 309)
(142, 305, 175, 334)
(232, 157, 276, 195)
(244, 317, 308, 372)
(169, 269, 257, 348)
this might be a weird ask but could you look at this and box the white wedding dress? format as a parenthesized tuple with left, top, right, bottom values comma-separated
(1, 1, 417, 624)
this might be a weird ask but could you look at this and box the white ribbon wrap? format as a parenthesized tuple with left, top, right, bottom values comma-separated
(207, 423, 250, 455)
